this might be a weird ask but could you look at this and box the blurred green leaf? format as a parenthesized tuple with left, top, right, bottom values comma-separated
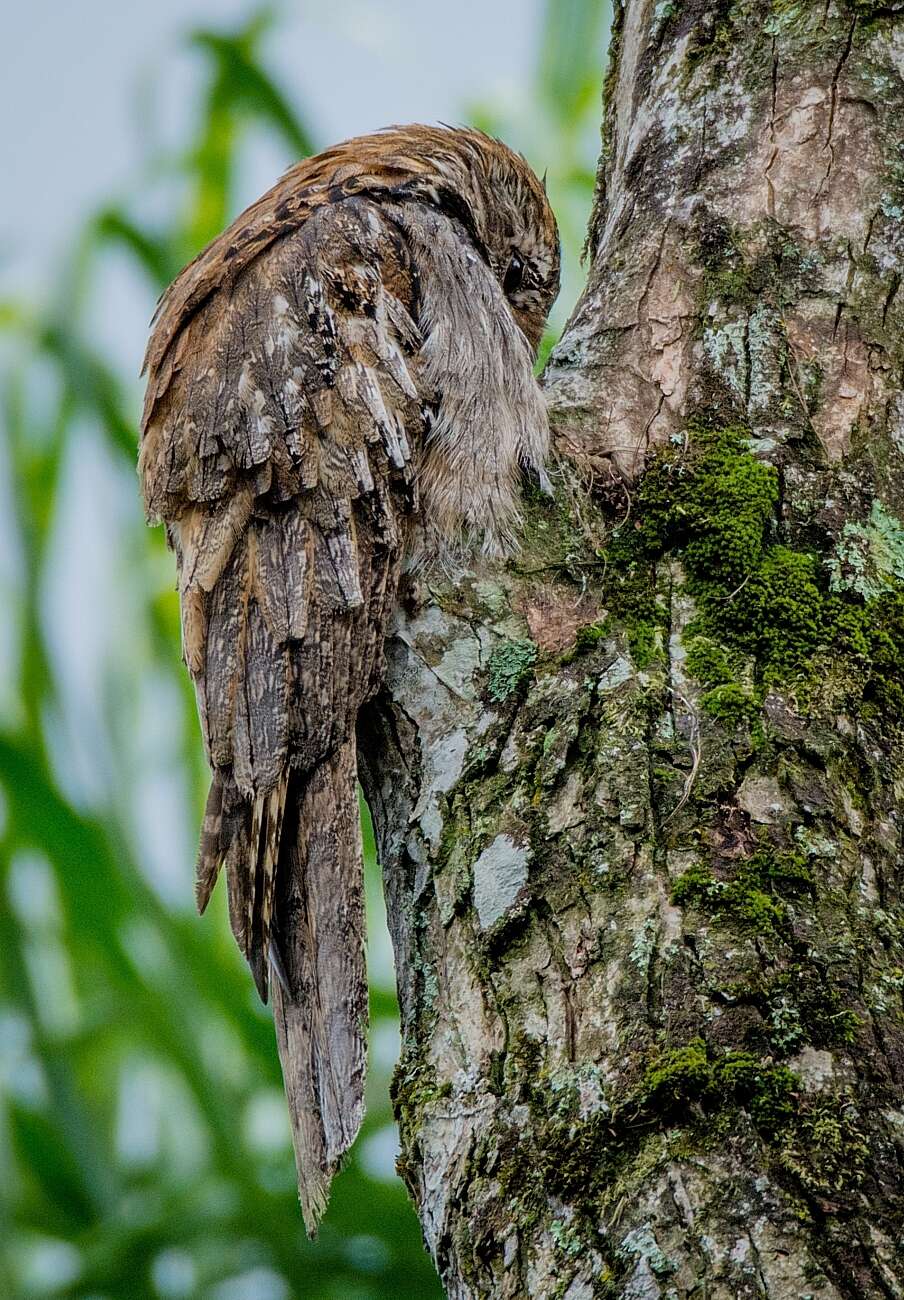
(185, 12, 314, 252)
(537, 0, 612, 125)
(190, 26, 315, 158)
(36, 322, 135, 459)
(92, 210, 180, 291)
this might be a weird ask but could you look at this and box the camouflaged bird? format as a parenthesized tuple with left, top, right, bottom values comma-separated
(139, 124, 559, 1231)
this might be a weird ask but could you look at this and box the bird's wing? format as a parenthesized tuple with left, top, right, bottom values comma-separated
(139, 195, 424, 1000)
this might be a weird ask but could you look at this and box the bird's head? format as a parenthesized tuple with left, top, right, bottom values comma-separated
(311, 125, 561, 354)
(426, 127, 561, 355)
(144, 125, 560, 386)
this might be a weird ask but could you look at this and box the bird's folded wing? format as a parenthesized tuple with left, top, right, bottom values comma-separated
(139, 196, 424, 997)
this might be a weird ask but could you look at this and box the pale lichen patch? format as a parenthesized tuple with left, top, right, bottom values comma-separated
(828, 501, 904, 599)
(598, 655, 633, 692)
(787, 1047, 837, 1093)
(737, 772, 793, 825)
(472, 834, 530, 929)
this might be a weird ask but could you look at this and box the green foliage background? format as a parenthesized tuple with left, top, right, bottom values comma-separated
(0, 5, 609, 1296)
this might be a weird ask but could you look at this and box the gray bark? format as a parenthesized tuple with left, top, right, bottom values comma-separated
(358, 3, 904, 1296)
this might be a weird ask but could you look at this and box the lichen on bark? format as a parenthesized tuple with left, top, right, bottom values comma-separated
(358, 3, 904, 1296)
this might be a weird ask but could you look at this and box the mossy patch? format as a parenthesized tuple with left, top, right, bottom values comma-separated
(718, 546, 830, 677)
(780, 1098, 870, 1195)
(640, 1037, 798, 1137)
(861, 590, 904, 719)
(700, 681, 757, 727)
(692, 217, 825, 315)
(560, 620, 610, 665)
(524, 1039, 799, 1208)
(502, 1030, 869, 1231)
(598, 527, 666, 670)
(601, 428, 782, 682)
(760, 966, 863, 1054)
(601, 426, 904, 723)
(671, 849, 814, 937)
(846, 0, 904, 17)
(626, 426, 779, 582)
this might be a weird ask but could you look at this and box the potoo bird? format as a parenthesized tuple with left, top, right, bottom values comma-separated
(139, 124, 559, 1230)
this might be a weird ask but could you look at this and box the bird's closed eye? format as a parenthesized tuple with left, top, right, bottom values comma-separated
(503, 251, 525, 296)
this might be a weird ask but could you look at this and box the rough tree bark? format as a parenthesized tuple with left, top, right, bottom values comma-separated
(357, 3, 904, 1296)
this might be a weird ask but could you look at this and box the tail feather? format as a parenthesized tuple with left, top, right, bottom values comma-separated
(272, 735, 368, 1235)
(195, 775, 224, 913)
(223, 793, 253, 956)
(247, 774, 288, 1001)
(200, 773, 288, 1003)
(193, 738, 367, 1234)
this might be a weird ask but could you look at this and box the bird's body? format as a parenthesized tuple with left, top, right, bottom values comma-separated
(140, 125, 558, 1230)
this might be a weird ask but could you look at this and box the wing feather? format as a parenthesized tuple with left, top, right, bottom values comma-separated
(254, 513, 314, 642)
(203, 540, 251, 767)
(232, 586, 289, 797)
(139, 196, 423, 1001)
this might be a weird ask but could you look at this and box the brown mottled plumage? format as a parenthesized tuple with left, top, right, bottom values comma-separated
(139, 124, 559, 1231)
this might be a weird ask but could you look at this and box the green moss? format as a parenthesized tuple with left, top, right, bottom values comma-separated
(639, 1038, 798, 1139)
(715, 547, 825, 679)
(701, 682, 757, 727)
(626, 620, 659, 669)
(764, 0, 817, 34)
(492, 1027, 867, 1262)
(761, 966, 863, 1054)
(672, 863, 784, 934)
(847, 0, 902, 15)
(631, 429, 809, 681)
(601, 428, 780, 681)
(635, 427, 779, 583)
(487, 638, 538, 701)
(684, 635, 760, 727)
(560, 620, 610, 666)
(683, 0, 736, 76)
(601, 427, 904, 721)
(862, 590, 904, 718)
(693, 219, 824, 315)
(671, 849, 813, 937)
(684, 636, 735, 686)
(638, 1037, 714, 1109)
(780, 1099, 870, 1195)
(702, 257, 759, 309)
(716, 1055, 799, 1135)
(599, 526, 666, 669)
(799, 358, 824, 414)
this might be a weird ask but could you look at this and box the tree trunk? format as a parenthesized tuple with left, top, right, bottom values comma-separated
(357, 3, 904, 1296)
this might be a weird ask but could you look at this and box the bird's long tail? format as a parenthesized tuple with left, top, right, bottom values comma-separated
(195, 734, 368, 1235)
(271, 735, 368, 1235)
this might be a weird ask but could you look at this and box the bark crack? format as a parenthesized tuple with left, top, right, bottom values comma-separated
(764, 37, 779, 219)
(817, 17, 857, 206)
(882, 272, 900, 328)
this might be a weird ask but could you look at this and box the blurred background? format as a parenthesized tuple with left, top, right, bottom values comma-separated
(0, 2, 610, 1295)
